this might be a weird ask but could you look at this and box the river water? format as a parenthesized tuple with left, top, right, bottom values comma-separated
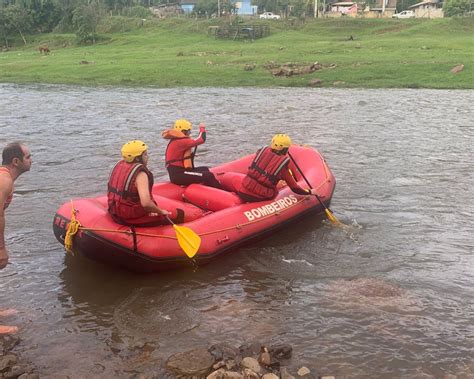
(0, 84, 472, 378)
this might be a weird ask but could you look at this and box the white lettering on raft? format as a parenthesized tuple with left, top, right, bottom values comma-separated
(244, 195, 298, 221)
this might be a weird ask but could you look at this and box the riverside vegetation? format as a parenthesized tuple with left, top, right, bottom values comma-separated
(0, 16, 472, 89)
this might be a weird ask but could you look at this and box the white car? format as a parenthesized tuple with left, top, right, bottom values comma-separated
(259, 12, 281, 20)
(392, 10, 415, 18)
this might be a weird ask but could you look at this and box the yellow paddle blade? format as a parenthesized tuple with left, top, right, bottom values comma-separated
(173, 224, 201, 258)
(325, 208, 343, 227)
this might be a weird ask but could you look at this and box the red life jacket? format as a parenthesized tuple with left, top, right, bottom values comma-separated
(107, 160, 154, 221)
(241, 147, 290, 200)
(162, 129, 194, 169)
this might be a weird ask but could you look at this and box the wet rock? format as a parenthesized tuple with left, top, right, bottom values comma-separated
(258, 346, 271, 367)
(238, 343, 261, 358)
(0, 335, 20, 354)
(209, 343, 240, 362)
(207, 368, 226, 379)
(18, 374, 40, 379)
(4, 364, 26, 378)
(0, 354, 18, 372)
(225, 371, 244, 379)
(297, 366, 310, 376)
(225, 359, 237, 370)
(450, 64, 464, 74)
(240, 357, 261, 373)
(409, 374, 435, 379)
(320, 376, 335, 379)
(269, 344, 292, 360)
(242, 368, 259, 379)
(166, 347, 215, 376)
(213, 360, 226, 370)
(262, 374, 279, 379)
(442, 375, 457, 379)
(281, 367, 296, 379)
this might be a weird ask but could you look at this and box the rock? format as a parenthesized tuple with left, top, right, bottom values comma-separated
(320, 376, 336, 379)
(207, 368, 226, 379)
(213, 360, 226, 370)
(240, 357, 261, 373)
(244, 64, 256, 71)
(451, 64, 464, 74)
(297, 366, 310, 376)
(225, 359, 237, 370)
(242, 368, 259, 379)
(269, 344, 292, 360)
(333, 81, 346, 86)
(0, 354, 18, 372)
(166, 347, 215, 376)
(442, 375, 457, 379)
(262, 374, 279, 379)
(271, 67, 294, 77)
(308, 79, 323, 87)
(4, 365, 26, 378)
(258, 346, 271, 366)
(239, 343, 261, 358)
(225, 371, 244, 379)
(281, 367, 296, 379)
(209, 343, 240, 362)
(18, 374, 40, 379)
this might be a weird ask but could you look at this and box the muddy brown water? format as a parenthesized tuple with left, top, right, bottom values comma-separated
(0, 84, 473, 378)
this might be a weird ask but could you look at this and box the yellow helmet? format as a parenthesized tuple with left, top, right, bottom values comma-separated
(174, 119, 192, 132)
(121, 140, 148, 163)
(271, 134, 292, 151)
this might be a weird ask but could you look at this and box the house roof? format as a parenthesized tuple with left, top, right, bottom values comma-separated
(332, 2, 357, 5)
(408, 0, 436, 7)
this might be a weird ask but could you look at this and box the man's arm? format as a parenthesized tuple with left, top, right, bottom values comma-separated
(281, 168, 321, 196)
(0, 174, 13, 269)
(135, 172, 169, 216)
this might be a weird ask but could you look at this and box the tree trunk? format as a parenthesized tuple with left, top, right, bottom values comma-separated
(18, 28, 27, 45)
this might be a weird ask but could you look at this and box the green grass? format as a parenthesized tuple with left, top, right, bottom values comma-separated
(0, 17, 472, 88)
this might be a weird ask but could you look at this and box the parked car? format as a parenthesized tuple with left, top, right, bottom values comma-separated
(259, 12, 281, 20)
(392, 10, 415, 18)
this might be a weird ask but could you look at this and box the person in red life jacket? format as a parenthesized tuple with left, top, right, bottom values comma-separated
(225, 134, 318, 202)
(107, 140, 172, 226)
(1, 143, 32, 335)
(162, 119, 222, 188)
(0, 143, 32, 271)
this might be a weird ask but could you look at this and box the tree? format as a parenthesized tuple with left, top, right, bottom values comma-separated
(0, 5, 32, 46)
(443, 0, 471, 15)
(72, 3, 101, 43)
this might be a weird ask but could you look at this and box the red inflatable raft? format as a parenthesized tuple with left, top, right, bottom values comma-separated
(53, 145, 336, 273)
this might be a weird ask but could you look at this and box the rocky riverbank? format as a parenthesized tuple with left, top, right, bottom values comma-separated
(165, 342, 331, 379)
(0, 335, 37, 379)
(2, 336, 332, 379)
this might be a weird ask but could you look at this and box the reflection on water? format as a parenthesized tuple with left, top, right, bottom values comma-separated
(0, 84, 473, 377)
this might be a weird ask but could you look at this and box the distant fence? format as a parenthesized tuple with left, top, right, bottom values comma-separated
(209, 24, 270, 40)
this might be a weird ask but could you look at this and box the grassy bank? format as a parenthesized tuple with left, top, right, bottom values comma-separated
(0, 17, 472, 88)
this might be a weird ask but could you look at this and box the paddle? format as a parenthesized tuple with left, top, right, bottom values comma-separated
(166, 216, 201, 258)
(287, 152, 343, 227)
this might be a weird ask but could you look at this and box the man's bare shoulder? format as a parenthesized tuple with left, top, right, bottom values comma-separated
(0, 172, 13, 193)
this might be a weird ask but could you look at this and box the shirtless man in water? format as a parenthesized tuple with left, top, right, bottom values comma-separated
(0, 142, 32, 334)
